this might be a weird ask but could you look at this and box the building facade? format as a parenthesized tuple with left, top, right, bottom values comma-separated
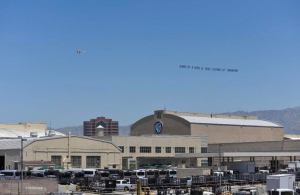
(83, 117, 119, 137)
(131, 110, 284, 144)
(0, 136, 122, 170)
(105, 135, 208, 169)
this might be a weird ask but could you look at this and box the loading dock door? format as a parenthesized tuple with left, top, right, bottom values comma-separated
(0, 156, 4, 170)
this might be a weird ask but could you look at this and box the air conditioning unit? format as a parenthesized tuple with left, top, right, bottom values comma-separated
(30, 132, 38, 138)
(48, 130, 56, 137)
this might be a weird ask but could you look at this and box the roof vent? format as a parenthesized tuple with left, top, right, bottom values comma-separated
(48, 130, 56, 137)
(30, 132, 38, 138)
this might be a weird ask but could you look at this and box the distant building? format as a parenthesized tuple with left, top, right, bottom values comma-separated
(83, 117, 119, 137)
(0, 122, 64, 139)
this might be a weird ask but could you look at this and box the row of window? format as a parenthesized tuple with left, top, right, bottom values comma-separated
(51, 156, 101, 168)
(118, 146, 208, 154)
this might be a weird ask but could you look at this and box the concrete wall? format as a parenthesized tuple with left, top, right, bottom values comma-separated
(23, 136, 122, 169)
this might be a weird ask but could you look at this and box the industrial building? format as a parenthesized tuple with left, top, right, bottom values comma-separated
(0, 136, 122, 170)
(117, 110, 300, 171)
(131, 110, 283, 144)
(97, 109, 283, 170)
(84, 117, 119, 137)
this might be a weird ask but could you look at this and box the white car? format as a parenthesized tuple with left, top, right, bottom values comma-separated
(116, 179, 136, 191)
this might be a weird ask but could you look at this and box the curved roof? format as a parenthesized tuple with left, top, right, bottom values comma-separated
(179, 115, 281, 127)
(148, 110, 282, 128)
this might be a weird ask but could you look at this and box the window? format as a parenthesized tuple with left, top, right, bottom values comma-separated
(155, 147, 161, 153)
(71, 156, 82, 168)
(175, 147, 186, 153)
(165, 147, 171, 153)
(201, 147, 208, 153)
(140, 146, 151, 153)
(86, 156, 101, 168)
(129, 146, 136, 153)
(51, 156, 62, 166)
(119, 146, 124, 153)
(189, 147, 195, 153)
(201, 159, 208, 166)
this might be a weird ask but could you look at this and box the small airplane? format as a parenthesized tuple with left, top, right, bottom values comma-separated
(76, 49, 86, 55)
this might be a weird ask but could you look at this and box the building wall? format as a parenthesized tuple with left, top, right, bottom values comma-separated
(131, 114, 191, 136)
(111, 136, 207, 158)
(208, 140, 300, 168)
(208, 140, 300, 153)
(0, 150, 20, 170)
(191, 124, 284, 144)
(108, 136, 208, 168)
(23, 136, 122, 169)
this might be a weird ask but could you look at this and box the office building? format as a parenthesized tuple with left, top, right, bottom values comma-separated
(83, 117, 119, 136)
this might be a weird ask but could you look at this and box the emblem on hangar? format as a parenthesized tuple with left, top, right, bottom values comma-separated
(154, 121, 163, 134)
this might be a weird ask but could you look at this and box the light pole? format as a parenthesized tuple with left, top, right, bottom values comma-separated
(18, 136, 27, 195)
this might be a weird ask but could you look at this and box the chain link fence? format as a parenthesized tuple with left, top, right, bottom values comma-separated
(0, 178, 58, 195)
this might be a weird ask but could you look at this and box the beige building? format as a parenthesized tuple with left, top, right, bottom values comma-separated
(131, 110, 284, 144)
(0, 136, 122, 170)
(104, 135, 208, 169)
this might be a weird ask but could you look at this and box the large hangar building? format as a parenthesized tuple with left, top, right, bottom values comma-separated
(131, 110, 283, 144)
(105, 110, 285, 170)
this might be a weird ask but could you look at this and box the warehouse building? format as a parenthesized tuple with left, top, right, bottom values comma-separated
(0, 136, 122, 170)
(131, 110, 284, 144)
(114, 110, 300, 171)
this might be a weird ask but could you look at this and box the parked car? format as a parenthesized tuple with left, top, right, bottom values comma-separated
(116, 179, 136, 191)
(0, 170, 21, 179)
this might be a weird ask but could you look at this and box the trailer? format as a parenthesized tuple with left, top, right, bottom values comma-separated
(266, 174, 295, 191)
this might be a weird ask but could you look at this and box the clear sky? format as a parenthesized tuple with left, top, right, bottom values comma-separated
(1, 1, 300, 128)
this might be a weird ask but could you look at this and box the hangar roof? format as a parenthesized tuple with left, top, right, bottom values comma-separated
(158, 110, 281, 128)
(179, 115, 281, 127)
(0, 139, 33, 150)
(0, 135, 120, 151)
(0, 128, 64, 139)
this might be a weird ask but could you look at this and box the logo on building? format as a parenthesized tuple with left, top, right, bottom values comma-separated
(154, 121, 163, 134)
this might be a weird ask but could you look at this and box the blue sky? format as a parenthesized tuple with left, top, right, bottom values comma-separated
(0, 1, 300, 127)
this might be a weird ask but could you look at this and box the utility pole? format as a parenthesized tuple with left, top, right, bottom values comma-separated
(21, 138, 23, 195)
(18, 136, 26, 195)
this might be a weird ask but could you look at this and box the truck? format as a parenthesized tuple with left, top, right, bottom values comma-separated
(266, 174, 295, 191)
(227, 161, 255, 174)
(288, 161, 300, 172)
(268, 189, 294, 195)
